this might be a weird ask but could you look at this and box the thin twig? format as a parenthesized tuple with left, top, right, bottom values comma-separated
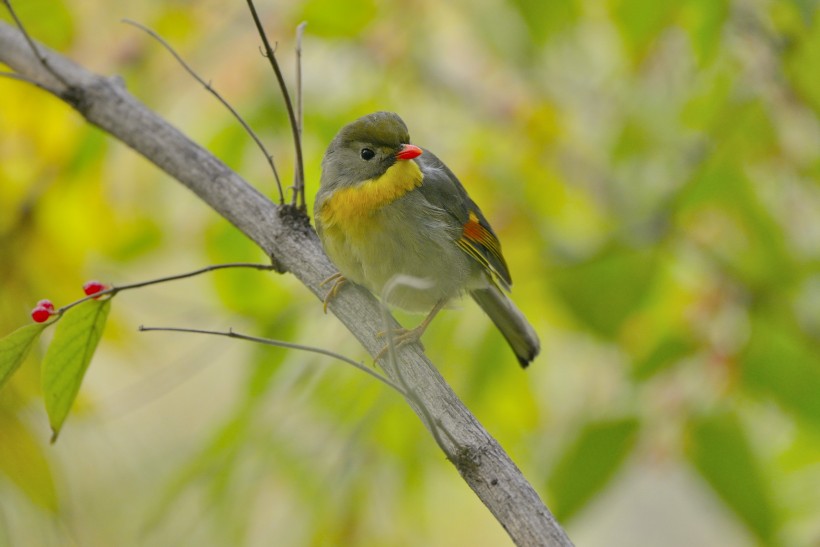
(295, 22, 306, 162)
(121, 19, 285, 205)
(295, 22, 307, 212)
(57, 262, 275, 315)
(246, 0, 306, 212)
(139, 325, 408, 395)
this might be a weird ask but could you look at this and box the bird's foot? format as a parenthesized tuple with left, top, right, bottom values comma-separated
(374, 299, 446, 361)
(375, 325, 427, 361)
(320, 272, 346, 313)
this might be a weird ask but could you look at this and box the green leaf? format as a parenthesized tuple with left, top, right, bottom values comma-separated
(678, 157, 797, 290)
(204, 220, 291, 318)
(297, 0, 377, 38)
(0, 322, 48, 390)
(611, 0, 675, 61)
(680, 69, 733, 131)
(612, 118, 653, 161)
(679, 0, 729, 66)
(687, 411, 776, 542)
(789, 0, 820, 26)
(786, 12, 820, 116)
(107, 217, 164, 262)
(632, 332, 696, 380)
(552, 245, 657, 338)
(547, 417, 640, 521)
(0, 410, 58, 512)
(508, 0, 579, 44)
(741, 317, 820, 429)
(0, 0, 75, 49)
(41, 299, 111, 442)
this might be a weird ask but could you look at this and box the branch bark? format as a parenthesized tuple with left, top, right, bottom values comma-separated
(0, 21, 572, 546)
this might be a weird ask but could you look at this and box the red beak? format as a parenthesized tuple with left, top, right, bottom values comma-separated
(396, 144, 423, 160)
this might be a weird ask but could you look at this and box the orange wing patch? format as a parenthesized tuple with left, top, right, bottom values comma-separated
(462, 213, 485, 241)
(457, 211, 511, 290)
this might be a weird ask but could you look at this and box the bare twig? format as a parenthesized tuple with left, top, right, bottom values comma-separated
(132, 317, 459, 537)
(246, 0, 306, 212)
(57, 262, 276, 315)
(295, 22, 306, 145)
(121, 19, 285, 205)
(139, 325, 408, 394)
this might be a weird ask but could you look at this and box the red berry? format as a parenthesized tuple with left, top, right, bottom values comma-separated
(83, 280, 107, 297)
(31, 306, 52, 323)
(36, 299, 55, 311)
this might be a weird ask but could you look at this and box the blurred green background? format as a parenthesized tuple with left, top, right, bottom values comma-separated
(2, 0, 820, 545)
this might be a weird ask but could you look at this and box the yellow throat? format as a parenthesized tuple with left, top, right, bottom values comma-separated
(320, 159, 423, 231)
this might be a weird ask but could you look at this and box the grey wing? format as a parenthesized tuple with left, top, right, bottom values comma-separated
(415, 150, 513, 288)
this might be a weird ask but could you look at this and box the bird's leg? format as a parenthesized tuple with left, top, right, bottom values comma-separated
(376, 299, 447, 361)
(320, 272, 347, 313)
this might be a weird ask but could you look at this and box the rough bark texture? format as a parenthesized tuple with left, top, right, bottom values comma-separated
(0, 21, 572, 546)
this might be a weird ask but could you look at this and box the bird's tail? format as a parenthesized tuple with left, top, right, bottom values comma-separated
(470, 286, 540, 368)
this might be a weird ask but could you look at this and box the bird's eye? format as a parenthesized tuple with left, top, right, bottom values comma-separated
(360, 148, 375, 161)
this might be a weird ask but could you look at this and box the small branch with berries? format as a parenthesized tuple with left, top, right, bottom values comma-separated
(31, 281, 115, 323)
(3, 263, 272, 441)
(11, 260, 443, 445)
(6, 262, 407, 443)
(30, 262, 276, 323)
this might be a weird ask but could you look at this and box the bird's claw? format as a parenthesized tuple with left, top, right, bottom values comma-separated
(320, 272, 346, 313)
(375, 327, 425, 361)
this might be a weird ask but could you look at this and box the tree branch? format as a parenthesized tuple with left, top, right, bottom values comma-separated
(0, 21, 572, 546)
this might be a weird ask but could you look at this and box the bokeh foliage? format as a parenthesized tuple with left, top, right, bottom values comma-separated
(1, 0, 819, 545)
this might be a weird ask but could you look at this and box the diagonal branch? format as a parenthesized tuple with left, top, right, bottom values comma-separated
(0, 21, 572, 547)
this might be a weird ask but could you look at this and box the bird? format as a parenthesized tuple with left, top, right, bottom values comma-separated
(314, 111, 539, 367)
